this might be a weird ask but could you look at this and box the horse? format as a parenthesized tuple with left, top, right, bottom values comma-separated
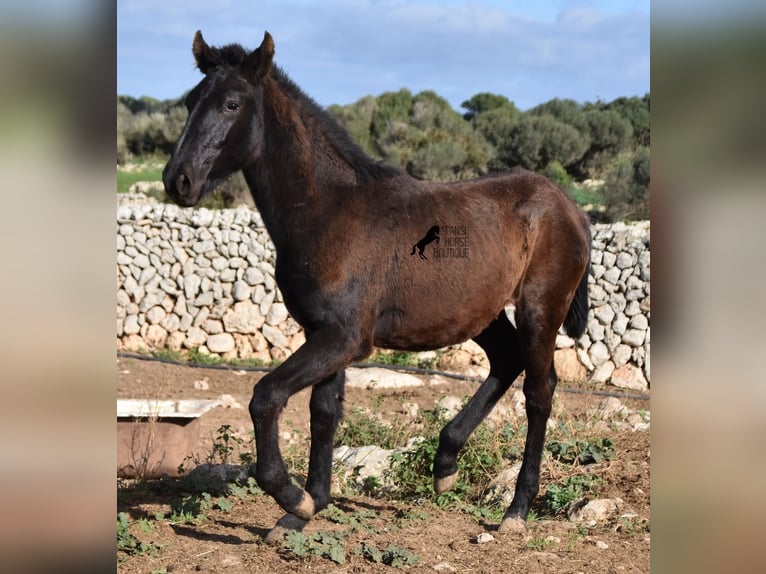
(163, 30, 591, 541)
(411, 225, 440, 259)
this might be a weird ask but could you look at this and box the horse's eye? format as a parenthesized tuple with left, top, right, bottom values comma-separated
(225, 101, 240, 112)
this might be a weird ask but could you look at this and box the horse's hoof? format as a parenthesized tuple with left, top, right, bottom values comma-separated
(292, 491, 315, 521)
(264, 513, 308, 545)
(434, 472, 458, 494)
(497, 516, 527, 535)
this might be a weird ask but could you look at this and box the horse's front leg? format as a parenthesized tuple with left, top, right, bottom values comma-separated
(264, 369, 346, 543)
(248, 326, 356, 523)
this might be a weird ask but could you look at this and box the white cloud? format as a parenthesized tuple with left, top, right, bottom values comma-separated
(117, 0, 649, 109)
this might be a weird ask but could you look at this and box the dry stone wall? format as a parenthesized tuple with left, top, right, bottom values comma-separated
(116, 195, 649, 390)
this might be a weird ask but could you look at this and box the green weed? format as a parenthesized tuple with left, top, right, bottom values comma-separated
(117, 512, 164, 557)
(334, 406, 409, 449)
(282, 530, 348, 564)
(546, 437, 615, 465)
(356, 542, 420, 568)
(538, 474, 604, 517)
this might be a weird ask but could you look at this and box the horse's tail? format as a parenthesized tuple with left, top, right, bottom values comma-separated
(563, 228, 591, 339)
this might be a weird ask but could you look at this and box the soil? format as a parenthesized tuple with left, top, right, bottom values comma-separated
(117, 355, 650, 573)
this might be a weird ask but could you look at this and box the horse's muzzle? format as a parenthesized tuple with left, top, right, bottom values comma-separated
(163, 163, 205, 207)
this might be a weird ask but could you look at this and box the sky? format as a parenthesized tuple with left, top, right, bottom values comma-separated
(117, 0, 649, 111)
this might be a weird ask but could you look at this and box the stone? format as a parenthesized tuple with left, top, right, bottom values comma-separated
(266, 302, 289, 326)
(222, 301, 265, 334)
(436, 395, 463, 419)
(123, 315, 140, 335)
(212, 256, 229, 271)
(473, 533, 495, 544)
(183, 274, 201, 299)
(333, 445, 394, 486)
(232, 280, 251, 302)
(629, 314, 649, 331)
(183, 326, 207, 348)
(243, 267, 265, 285)
(590, 360, 615, 384)
(288, 331, 306, 352)
(262, 324, 289, 348)
(258, 289, 275, 316)
(481, 462, 522, 509)
(622, 328, 646, 347)
(167, 331, 185, 351)
(145, 305, 166, 325)
(568, 498, 624, 523)
(145, 325, 168, 349)
(616, 252, 635, 269)
(207, 333, 236, 353)
(203, 319, 224, 334)
(612, 344, 633, 368)
(611, 312, 629, 336)
(587, 320, 605, 342)
(588, 341, 610, 367)
(554, 348, 587, 382)
(602, 267, 621, 285)
(593, 304, 615, 326)
(555, 334, 575, 349)
(610, 364, 648, 391)
(345, 367, 423, 389)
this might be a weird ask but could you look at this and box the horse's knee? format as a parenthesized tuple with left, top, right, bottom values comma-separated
(249, 378, 287, 426)
(522, 382, 553, 420)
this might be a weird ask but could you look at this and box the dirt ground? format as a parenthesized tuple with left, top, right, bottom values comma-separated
(117, 355, 650, 573)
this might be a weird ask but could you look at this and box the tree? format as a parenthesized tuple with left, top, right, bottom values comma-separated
(461, 92, 516, 120)
(327, 95, 378, 158)
(495, 114, 588, 173)
(602, 146, 649, 221)
(332, 90, 492, 181)
(574, 109, 634, 179)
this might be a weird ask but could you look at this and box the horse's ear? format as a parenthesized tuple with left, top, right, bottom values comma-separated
(242, 31, 275, 82)
(192, 30, 221, 74)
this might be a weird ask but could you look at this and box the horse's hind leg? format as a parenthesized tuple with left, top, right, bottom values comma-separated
(498, 298, 562, 534)
(433, 312, 524, 493)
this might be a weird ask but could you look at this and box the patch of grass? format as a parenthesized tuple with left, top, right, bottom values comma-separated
(149, 347, 279, 369)
(524, 536, 557, 551)
(334, 406, 409, 449)
(117, 163, 165, 195)
(537, 474, 604, 517)
(117, 512, 164, 557)
(568, 182, 604, 209)
(356, 542, 420, 568)
(178, 423, 255, 478)
(368, 349, 441, 370)
(282, 530, 348, 564)
(168, 493, 212, 524)
(151, 348, 185, 362)
(546, 437, 615, 465)
(386, 409, 522, 511)
(186, 348, 226, 366)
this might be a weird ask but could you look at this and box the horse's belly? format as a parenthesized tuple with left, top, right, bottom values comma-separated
(373, 290, 509, 351)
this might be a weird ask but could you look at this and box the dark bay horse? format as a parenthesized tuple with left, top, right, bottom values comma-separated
(163, 30, 591, 540)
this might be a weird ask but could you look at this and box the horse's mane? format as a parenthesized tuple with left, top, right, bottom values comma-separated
(211, 42, 401, 184)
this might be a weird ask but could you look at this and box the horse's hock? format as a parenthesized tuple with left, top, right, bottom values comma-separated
(116, 194, 650, 390)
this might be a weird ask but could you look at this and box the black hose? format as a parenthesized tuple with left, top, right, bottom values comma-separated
(116, 351, 649, 401)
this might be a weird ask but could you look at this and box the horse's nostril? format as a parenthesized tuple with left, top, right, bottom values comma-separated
(176, 173, 191, 194)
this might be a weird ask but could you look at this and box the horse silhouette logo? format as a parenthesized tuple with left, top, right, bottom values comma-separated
(411, 225, 440, 260)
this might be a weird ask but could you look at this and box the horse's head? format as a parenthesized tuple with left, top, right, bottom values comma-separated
(163, 30, 274, 207)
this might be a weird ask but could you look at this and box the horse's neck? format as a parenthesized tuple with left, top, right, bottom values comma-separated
(242, 103, 356, 252)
